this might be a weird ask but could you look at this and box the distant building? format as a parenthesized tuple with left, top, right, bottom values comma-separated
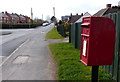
(19, 14, 26, 23)
(75, 12, 91, 23)
(68, 13, 83, 24)
(23, 16, 30, 23)
(5, 11, 12, 23)
(93, 4, 120, 16)
(0, 12, 8, 23)
(61, 15, 70, 22)
(0, 11, 30, 24)
(10, 13, 20, 23)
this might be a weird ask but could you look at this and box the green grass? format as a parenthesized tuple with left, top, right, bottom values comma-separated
(46, 28, 64, 39)
(49, 43, 112, 80)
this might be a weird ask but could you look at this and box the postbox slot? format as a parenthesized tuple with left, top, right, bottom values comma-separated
(84, 36, 88, 39)
(81, 34, 89, 37)
(81, 23, 90, 27)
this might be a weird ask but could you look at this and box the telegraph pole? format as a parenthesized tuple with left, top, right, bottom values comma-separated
(53, 7, 55, 17)
(42, 14, 43, 20)
(118, 1, 120, 6)
(31, 8, 33, 21)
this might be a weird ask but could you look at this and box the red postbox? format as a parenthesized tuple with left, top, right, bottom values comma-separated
(80, 17, 115, 66)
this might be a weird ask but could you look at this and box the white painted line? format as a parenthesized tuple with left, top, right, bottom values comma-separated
(0, 39, 29, 67)
(0, 56, 5, 58)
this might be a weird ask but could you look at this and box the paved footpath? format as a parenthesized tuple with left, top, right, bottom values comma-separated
(1, 26, 57, 80)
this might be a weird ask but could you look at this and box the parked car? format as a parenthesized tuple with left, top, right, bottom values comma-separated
(42, 23, 49, 26)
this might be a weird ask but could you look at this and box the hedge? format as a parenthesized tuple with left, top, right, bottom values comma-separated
(1, 23, 42, 29)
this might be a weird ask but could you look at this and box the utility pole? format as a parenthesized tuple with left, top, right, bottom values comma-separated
(31, 8, 33, 21)
(118, 1, 120, 6)
(42, 14, 43, 20)
(53, 7, 55, 17)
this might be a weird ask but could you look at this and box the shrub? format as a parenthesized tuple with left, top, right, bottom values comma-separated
(64, 23, 70, 32)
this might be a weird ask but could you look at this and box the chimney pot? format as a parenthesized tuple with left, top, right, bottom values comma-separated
(70, 13, 72, 17)
(81, 13, 83, 16)
(106, 4, 112, 8)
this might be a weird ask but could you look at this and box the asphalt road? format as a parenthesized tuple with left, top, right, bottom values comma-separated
(0, 23, 54, 63)
(0, 28, 35, 62)
(1, 23, 55, 80)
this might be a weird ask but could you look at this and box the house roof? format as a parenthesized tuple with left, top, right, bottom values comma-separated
(0, 12, 8, 18)
(76, 12, 91, 23)
(20, 15, 25, 19)
(93, 6, 120, 16)
(68, 14, 83, 23)
(10, 13, 19, 19)
(61, 15, 70, 22)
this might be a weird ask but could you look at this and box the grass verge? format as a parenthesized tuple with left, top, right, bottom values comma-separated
(49, 43, 112, 80)
(46, 28, 64, 39)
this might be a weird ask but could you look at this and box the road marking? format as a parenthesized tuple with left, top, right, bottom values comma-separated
(0, 39, 29, 67)
(0, 56, 5, 58)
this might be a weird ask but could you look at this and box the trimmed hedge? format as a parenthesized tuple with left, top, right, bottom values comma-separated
(2, 23, 42, 29)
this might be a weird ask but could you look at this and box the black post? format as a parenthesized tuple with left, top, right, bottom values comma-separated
(92, 66, 99, 82)
(69, 24, 71, 43)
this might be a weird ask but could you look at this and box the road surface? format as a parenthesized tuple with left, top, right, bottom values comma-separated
(1, 23, 56, 80)
(0, 28, 35, 62)
(0, 24, 54, 62)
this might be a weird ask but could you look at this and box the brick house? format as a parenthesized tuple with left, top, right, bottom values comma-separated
(15, 14, 29, 23)
(23, 16, 29, 23)
(5, 11, 12, 23)
(10, 13, 20, 23)
(1, 11, 30, 24)
(19, 14, 26, 23)
(0, 12, 8, 23)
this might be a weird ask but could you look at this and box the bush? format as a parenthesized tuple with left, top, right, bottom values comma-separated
(64, 23, 70, 32)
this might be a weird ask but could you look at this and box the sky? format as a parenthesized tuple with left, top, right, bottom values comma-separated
(0, 0, 119, 20)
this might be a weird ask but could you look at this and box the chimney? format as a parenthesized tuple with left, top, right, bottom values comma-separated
(5, 11, 7, 13)
(70, 13, 72, 17)
(2, 12, 4, 13)
(76, 13, 78, 15)
(81, 13, 83, 16)
(106, 4, 112, 8)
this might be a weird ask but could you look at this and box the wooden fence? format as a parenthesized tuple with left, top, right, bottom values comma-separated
(103, 12, 120, 82)
(69, 12, 120, 82)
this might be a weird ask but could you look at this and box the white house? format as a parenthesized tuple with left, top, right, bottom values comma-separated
(75, 12, 91, 23)
(0, 12, 8, 23)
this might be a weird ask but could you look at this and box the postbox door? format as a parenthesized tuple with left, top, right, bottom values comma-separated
(80, 27, 90, 65)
